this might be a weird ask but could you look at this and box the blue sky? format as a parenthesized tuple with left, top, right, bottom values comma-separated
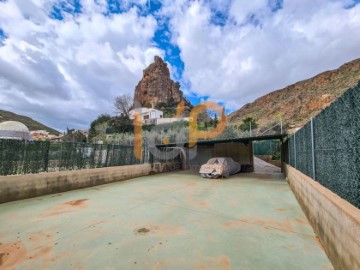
(0, 0, 360, 131)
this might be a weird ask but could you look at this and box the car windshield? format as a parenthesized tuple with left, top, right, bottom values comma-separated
(207, 158, 226, 165)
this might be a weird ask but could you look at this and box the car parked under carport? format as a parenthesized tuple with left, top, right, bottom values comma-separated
(199, 157, 241, 178)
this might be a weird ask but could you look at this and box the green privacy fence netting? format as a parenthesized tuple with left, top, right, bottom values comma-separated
(0, 140, 180, 176)
(253, 140, 281, 158)
(286, 82, 360, 208)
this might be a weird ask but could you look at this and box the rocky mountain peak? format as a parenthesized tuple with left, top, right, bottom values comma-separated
(134, 56, 191, 110)
(154, 55, 164, 64)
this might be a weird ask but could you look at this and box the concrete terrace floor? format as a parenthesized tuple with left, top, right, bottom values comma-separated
(0, 171, 333, 270)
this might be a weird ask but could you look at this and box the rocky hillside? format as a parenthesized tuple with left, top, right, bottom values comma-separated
(229, 58, 360, 132)
(134, 56, 192, 110)
(0, 110, 60, 135)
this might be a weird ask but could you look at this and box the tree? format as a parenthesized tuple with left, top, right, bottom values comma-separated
(88, 114, 111, 141)
(239, 117, 258, 132)
(155, 102, 176, 118)
(94, 122, 109, 142)
(108, 114, 133, 133)
(142, 101, 152, 108)
(114, 94, 133, 117)
(197, 109, 211, 127)
(218, 125, 239, 139)
(62, 130, 87, 142)
(204, 121, 208, 130)
(213, 114, 218, 128)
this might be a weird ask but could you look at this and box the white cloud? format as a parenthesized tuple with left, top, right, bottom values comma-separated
(0, 0, 162, 131)
(1, 0, 360, 131)
(229, 0, 268, 23)
(164, 0, 360, 110)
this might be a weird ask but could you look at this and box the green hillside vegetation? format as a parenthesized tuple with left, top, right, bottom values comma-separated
(88, 112, 222, 144)
(0, 110, 60, 135)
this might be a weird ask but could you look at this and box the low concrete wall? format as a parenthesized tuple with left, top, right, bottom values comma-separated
(0, 162, 179, 204)
(285, 164, 360, 270)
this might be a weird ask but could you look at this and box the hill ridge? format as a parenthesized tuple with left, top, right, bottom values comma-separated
(229, 58, 360, 132)
(0, 110, 60, 135)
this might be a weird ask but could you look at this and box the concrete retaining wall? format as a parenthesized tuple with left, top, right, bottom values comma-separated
(0, 162, 179, 204)
(285, 164, 360, 270)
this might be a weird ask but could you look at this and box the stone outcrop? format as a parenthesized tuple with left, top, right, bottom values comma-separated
(134, 56, 191, 109)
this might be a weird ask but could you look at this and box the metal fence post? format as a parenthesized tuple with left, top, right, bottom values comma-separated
(310, 118, 316, 180)
(59, 141, 63, 171)
(22, 140, 27, 174)
(111, 143, 115, 166)
(44, 141, 50, 172)
(294, 132, 297, 169)
(250, 121, 252, 136)
(105, 144, 110, 167)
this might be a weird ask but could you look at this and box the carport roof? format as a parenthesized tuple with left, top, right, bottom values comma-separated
(155, 133, 288, 148)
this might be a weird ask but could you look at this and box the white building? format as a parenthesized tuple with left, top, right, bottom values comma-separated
(129, 108, 164, 124)
(129, 107, 191, 125)
(154, 117, 190, 125)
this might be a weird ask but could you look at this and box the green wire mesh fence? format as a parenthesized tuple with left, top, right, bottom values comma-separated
(286, 82, 360, 208)
(0, 140, 180, 176)
(253, 140, 281, 158)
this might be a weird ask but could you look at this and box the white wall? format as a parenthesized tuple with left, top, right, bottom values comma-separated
(155, 117, 189, 125)
(129, 108, 163, 121)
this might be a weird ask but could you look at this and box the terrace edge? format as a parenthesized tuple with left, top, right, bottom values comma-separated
(285, 164, 360, 270)
(0, 163, 179, 204)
